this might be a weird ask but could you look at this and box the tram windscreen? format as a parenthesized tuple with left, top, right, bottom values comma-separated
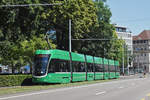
(33, 54, 50, 76)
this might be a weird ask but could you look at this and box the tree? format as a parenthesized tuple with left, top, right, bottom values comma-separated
(0, 0, 124, 72)
(0, 0, 45, 42)
(0, 41, 20, 73)
(19, 35, 56, 73)
(0, 35, 56, 73)
(0, 0, 56, 73)
(39, 0, 98, 50)
(0, 0, 98, 56)
(76, 0, 124, 67)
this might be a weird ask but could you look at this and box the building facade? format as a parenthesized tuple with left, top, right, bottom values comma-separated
(0, 64, 10, 73)
(115, 25, 133, 74)
(133, 30, 150, 73)
(115, 26, 133, 51)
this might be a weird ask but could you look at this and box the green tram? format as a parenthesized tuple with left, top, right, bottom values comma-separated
(32, 49, 120, 83)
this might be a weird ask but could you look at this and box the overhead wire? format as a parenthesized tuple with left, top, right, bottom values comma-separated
(0, 3, 62, 8)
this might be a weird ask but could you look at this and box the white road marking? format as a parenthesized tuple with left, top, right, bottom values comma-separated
(118, 86, 124, 89)
(96, 91, 106, 95)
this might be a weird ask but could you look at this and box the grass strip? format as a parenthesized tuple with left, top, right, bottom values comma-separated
(0, 79, 114, 96)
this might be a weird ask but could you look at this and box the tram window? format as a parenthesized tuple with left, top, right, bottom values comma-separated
(87, 63, 93, 72)
(104, 65, 109, 72)
(116, 66, 120, 72)
(109, 65, 115, 72)
(95, 64, 103, 72)
(48, 59, 70, 73)
(72, 61, 85, 72)
(113, 66, 116, 72)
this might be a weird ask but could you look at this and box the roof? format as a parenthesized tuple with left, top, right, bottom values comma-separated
(114, 24, 127, 29)
(133, 30, 150, 40)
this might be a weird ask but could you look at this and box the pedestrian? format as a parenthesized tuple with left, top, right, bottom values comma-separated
(143, 72, 146, 78)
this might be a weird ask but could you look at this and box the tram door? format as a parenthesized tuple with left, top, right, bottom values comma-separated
(0, 67, 2, 73)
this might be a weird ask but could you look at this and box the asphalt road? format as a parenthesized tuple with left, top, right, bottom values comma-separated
(0, 75, 150, 100)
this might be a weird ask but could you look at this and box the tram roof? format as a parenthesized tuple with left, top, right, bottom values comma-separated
(35, 49, 70, 60)
(115, 60, 119, 66)
(35, 49, 119, 65)
(94, 57, 103, 64)
(85, 55, 93, 63)
(71, 52, 85, 62)
(103, 58, 108, 65)
(108, 59, 114, 66)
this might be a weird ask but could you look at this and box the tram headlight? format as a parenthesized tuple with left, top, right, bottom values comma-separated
(41, 71, 44, 74)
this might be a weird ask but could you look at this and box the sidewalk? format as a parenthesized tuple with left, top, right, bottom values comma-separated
(119, 74, 142, 80)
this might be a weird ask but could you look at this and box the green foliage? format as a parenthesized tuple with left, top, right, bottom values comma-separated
(0, 75, 32, 87)
(0, 0, 124, 72)
(19, 35, 56, 70)
(0, 35, 56, 73)
(42, 0, 98, 50)
(108, 31, 124, 62)
(0, 0, 98, 72)
(0, 0, 44, 42)
(0, 41, 20, 73)
(0, 0, 52, 72)
(0, 0, 98, 50)
(78, 0, 124, 61)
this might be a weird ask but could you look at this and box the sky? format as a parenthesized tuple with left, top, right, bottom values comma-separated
(106, 0, 150, 35)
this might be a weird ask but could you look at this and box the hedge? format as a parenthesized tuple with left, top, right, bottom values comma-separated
(0, 74, 32, 87)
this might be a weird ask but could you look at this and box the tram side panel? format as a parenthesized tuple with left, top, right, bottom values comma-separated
(109, 59, 116, 79)
(71, 52, 86, 82)
(86, 55, 94, 81)
(115, 61, 120, 78)
(32, 49, 120, 84)
(103, 59, 109, 80)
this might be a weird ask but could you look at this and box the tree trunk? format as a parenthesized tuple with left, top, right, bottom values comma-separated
(11, 63, 15, 74)
(29, 62, 32, 74)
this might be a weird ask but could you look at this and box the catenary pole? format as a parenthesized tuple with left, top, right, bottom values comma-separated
(69, 19, 72, 52)
(69, 19, 73, 82)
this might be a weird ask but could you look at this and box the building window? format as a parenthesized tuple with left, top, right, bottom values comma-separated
(128, 34, 131, 37)
(135, 48, 140, 51)
(141, 48, 143, 50)
(140, 40, 143, 43)
(144, 40, 148, 43)
(133, 40, 136, 44)
(116, 27, 126, 32)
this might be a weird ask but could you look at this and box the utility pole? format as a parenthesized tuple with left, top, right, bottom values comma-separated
(122, 44, 125, 75)
(69, 19, 72, 53)
(138, 54, 140, 73)
(69, 19, 73, 82)
(127, 50, 130, 75)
